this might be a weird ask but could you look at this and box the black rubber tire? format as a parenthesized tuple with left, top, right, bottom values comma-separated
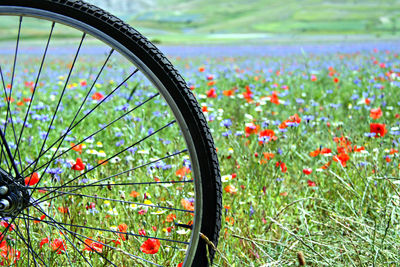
(0, 0, 222, 266)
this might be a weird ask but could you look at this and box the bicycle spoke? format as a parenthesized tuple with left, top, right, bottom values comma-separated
(14, 22, 55, 163)
(13, 224, 45, 266)
(25, 32, 86, 187)
(22, 89, 158, 178)
(30, 149, 188, 205)
(30, 120, 176, 204)
(33, 191, 194, 213)
(0, 127, 20, 177)
(21, 68, 141, 176)
(31, 179, 193, 190)
(21, 212, 190, 246)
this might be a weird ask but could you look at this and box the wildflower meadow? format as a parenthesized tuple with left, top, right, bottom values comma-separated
(161, 43, 400, 265)
(0, 14, 399, 265)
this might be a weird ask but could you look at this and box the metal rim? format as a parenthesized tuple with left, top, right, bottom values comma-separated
(0, 6, 203, 266)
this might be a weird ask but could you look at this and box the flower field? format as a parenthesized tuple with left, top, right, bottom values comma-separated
(0, 37, 399, 266)
(162, 42, 400, 265)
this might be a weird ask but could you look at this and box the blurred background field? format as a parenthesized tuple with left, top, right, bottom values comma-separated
(1, 0, 400, 44)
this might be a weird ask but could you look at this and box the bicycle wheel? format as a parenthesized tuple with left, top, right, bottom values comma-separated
(0, 0, 221, 266)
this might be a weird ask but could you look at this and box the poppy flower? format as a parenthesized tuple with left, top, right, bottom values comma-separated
(309, 149, 320, 157)
(206, 88, 217, 98)
(92, 92, 104, 100)
(310, 74, 317, 81)
(0, 221, 15, 231)
(275, 161, 287, 173)
(245, 122, 260, 136)
(223, 89, 234, 96)
(333, 77, 339, 83)
(71, 143, 83, 154)
(175, 166, 191, 178)
(83, 238, 103, 253)
(263, 152, 275, 160)
(140, 239, 160, 254)
(138, 229, 146, 236)
(307, 180, 316, 187)
(51, 238, 67, 254)
(58, 207, 69, 214)
(270, 91, 280, 105)
(370, 123, 387, 138)
(71, 158, 85, 171)
(39, 237, 49, 249)
(333, 153, 350, 167)
(224, 185, 237, 194)
(118, 223, 128, 241)
(370, 107, 383, 120)
(130, 190, 140, 198)
(303, 168, 312, 175)
(166, 213, 176, 222)
(25, 172, 40, 186)
(181, 199, 194, 211)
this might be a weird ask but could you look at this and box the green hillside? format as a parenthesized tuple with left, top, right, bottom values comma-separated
(128, 0, 400, 42)
(0, 0, 399, 44)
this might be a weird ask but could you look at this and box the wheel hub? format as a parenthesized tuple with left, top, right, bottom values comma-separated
(0, 168, 29, 217)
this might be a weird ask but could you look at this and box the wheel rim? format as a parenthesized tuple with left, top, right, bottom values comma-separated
(0, 6, 203, 266)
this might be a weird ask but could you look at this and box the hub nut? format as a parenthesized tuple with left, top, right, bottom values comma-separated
(0, 199, 10, 211)
(0, 186, 8, 195)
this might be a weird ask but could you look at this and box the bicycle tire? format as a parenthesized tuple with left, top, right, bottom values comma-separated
(0, 0, 222, 266)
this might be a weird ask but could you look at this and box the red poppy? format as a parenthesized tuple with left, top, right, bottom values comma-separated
(270, 91, 280, 105)
(92, 92, 104, 100)
(34, 214, 46, 224)
(206, 88, 217, 98)
(309, 149, 320, 157)
(370, 123, 387, 138)
(51, 238, 67, 254)
(118, 223, 128, 241)
(333, 153, 350, 167)
(334, 136, 352, 154)
(310, 75, 317, 81)
(275, 161, 287, 173)
(223, 89, 234, 96)
(263, 152, 275, 160)
(198, 67, 205, 72)
(83, 238, 103, 253)
(71, 143, 83, 154)
(58, 207, 69, 214)
(245, 123, 260, 136)
(138, 229, 146, 236)
(25, 172, 40, 186)
(181, 199, 194, 211)
(0, 221, 15, 231)
(175, 166, 191, 178)
(140, 239, 161, 254)
(130, 190, 140, 198)
(166, 213, 176, 222)
(224, 185, 237, 194)
(307, 180, 316, 187)
(370, 107, 382, 120)
(365, 98, 371, 105)
(353, 146, 365, 152)
(333, 77, 339, 83)
(71, 158, 85, 171)
(39, 237, 49, 249)
(279, 114, 301, 129)
(303, 168, 312, 175)
(321, 148, 332, 154)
